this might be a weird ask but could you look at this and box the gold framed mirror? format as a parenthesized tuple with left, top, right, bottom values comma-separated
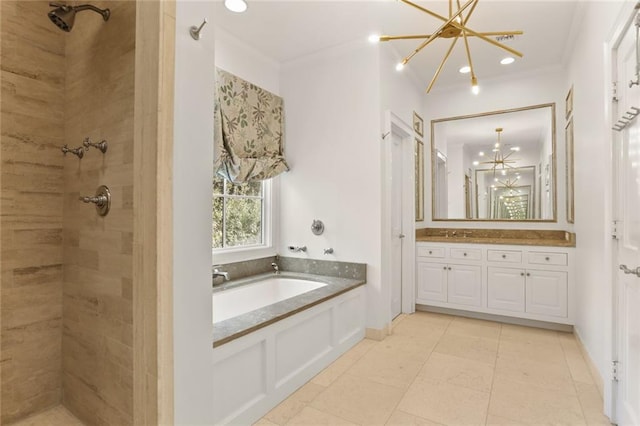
(431, 103, 557, 221)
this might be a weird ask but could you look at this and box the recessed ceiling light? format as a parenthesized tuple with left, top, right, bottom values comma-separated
(510, 146, 520, 151)
(459, 65, 471, 74)
(500, 56, 515, 65)
(478, 151, 485, 157)
(224, 0, 247, 13)
(473, 161, 479, 166)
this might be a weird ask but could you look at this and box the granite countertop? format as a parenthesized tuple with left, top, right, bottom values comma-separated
(416, 228, 576, 247)
(213, 271, 366, 348)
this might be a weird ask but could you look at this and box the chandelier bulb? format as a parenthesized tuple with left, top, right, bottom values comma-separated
(471, 76, 479, 95)
(368, 34, 381, 44)
(396, 62, 406, 71)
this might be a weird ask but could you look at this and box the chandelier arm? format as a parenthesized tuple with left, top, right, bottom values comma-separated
(457, 0, 477, 85)
(427, 35, 461, 93)
(463, 0, 479, 25)
(401, 0, 476, 64)
(399, 0, 523, 58)
(379, 31, 522, 42)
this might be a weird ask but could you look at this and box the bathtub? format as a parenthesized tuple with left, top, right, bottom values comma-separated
(212, 277, 327, 323)
(211, 272, 366, 425)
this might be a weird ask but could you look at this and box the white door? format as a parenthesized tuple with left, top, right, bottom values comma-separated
(390, 132, 404, 319)
(448, 265, 482, 307)
(487, 267, 525, 312)
(416, 262, 447, 302)
(613, 13, 640, 425)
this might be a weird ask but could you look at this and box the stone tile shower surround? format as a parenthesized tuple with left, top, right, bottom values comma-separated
(1, 1, 135, 424)
(1, 1, 66, 423)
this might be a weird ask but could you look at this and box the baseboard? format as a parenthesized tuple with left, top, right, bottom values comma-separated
(573, 328, 605, 398)
(365, 325, 390, 341)
(416, 305, 573, 332)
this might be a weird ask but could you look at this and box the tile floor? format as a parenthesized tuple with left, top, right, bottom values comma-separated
(257, 312, 611, 426)
(9, 405, 83, 426)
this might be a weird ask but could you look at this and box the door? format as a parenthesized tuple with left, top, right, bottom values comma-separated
(487, 266, 525, 312)
(416, 262, 447, 302)
(390, 131, 404, 319)
(525, 270, 568, 318)
(613, 12, 640, 424)
(448, 264, 482, 307)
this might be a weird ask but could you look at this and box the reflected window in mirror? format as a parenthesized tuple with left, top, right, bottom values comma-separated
(431, 103, 556, 222)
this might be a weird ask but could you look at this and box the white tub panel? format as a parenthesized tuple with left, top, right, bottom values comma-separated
(275, 309, 332, 387)
(212, 286, 365, 425)
(212, 340, 266, 424)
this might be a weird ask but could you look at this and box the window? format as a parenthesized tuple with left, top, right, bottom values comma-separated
(212, 175, 266, 250)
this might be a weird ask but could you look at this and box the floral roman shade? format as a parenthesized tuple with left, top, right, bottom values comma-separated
(214, 68, 290, 183)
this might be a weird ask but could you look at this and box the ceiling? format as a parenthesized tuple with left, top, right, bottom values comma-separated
(212, 1, 581, 91)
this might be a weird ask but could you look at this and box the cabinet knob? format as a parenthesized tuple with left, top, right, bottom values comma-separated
(443, 266, 447, 270)
(463, 252, 467, 256)
(545, 256, 550, 261)
(502, 254, 507, 259)
(526, 272, 531, 277)
(429, 250, 433, 254)
(520, 272, 525, 276)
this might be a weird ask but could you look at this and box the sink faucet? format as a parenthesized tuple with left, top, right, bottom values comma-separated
(271, 262, 280, 275)
(212, 267, 230, 281)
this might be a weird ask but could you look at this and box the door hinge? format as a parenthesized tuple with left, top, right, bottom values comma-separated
(612, 360, 619, 382)
(612, 220, 619, 240)
(613, 81, 619, 103)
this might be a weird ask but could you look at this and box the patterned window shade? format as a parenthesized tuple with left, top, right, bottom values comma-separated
(214, 68, 290, 183)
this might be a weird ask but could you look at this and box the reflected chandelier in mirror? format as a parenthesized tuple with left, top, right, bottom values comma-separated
(431, 103, 556, 222)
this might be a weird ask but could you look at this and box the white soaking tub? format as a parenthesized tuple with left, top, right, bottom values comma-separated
(212, 277, 327, 323)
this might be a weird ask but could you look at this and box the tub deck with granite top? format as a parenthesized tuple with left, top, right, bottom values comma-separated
(212, 271, 366, 347)
(416, 228, 576, 247)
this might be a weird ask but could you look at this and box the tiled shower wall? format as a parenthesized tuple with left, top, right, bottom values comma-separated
(0, 1, 66, 423)
(61, 1, 135, 424)
(1, 1, 136, 424)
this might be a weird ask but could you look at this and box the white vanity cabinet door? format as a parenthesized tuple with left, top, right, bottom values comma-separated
(487, 267, 525, 312)
(525, 270, 568, 317)
(417, 261, 447, 302)
(448, 265, 482, 307)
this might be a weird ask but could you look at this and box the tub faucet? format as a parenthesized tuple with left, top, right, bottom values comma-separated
(212, 267, 230, 281)
(271, 262, 280, 275)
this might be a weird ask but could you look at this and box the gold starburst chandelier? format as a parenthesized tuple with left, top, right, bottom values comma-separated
(370, 0, 523, 93)
(482, 128, 518, 176)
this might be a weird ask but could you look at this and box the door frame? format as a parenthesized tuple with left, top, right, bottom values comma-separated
(382, 110, 416, 329)
(606, 2, 640, 421)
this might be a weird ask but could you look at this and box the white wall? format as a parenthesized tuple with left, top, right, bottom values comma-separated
(173, 1, 216, 424)
(565, 0, 628, 409)
(279, 41, 387, 329)
(420, 67, 568, 229)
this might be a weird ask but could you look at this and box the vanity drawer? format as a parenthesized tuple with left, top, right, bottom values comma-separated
(487, 249, 522, 263)
(528, 251, 568, 266)
(450, 248, 482, 261)
(417, 247, 445, 258)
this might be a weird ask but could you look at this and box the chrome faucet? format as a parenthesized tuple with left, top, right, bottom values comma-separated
(271, 262, 280, 275)
(212, 267, 230, 281)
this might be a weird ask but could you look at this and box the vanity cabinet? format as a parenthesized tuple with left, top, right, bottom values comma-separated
(416, 242, 574, 325)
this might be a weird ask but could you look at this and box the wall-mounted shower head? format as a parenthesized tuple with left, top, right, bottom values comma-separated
(48, 2, 110, 32)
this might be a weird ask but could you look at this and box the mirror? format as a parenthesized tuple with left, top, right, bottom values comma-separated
(431, 104, 556, 221)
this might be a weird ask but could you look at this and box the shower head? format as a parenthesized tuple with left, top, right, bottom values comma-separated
(48, 2, 110, 32)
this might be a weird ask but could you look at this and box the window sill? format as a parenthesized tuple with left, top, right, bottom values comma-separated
(213, 245, 277, 265)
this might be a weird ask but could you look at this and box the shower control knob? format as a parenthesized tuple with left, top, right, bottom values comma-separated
(79, 185, 111, 216)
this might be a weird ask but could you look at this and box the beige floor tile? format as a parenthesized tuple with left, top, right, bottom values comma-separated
(347, 341, 427, 389)
(264, 382, 326, 425)
(311, 339, 377, 387)
(489, 377, 585, 425)
(575, 382, 612, 425)
(397, 379, 490, 425)
(433, 333, 499, 365)
(494, 353, 575, 395)
(10, 406, 84, 426)
(285, 406, 357, 425)
(254, 418, 280, 426)
(500, 324, 560, 346)
(485, 414, 529, 425)
(310, 374, 405, 425)
(446, 316, 502, 340)
(385, 410, 444, 425)
(418, 351, 495, 393)
(498, 337, 567, 365)
(393, 312, 453, 336)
